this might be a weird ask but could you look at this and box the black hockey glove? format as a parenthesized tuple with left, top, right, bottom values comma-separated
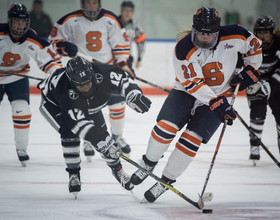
(230, 65, 260, 91)
(209, 96, 237, 125)
(56, 41, 78, 58)
(245, 79, 271, 102)
(126, 91, 151, 113)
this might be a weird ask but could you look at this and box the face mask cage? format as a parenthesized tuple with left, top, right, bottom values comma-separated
(81, 0, 101, 18)
(8, 17, 30, 37)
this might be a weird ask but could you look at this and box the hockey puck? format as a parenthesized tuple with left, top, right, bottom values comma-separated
(202, 209, 213, 213)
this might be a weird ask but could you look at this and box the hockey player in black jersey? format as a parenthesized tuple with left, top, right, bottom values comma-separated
(38, 56, 151, 197)
(246, 16, 280, 164)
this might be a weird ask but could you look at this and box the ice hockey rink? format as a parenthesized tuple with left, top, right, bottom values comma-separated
(0, 94, 279, 220)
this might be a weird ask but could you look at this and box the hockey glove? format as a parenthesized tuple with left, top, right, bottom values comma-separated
(230, 65, 260, 91)
(56, 41, 78, 58)
(126, 90, 151, 113)
(109, 143, 123, 159)
(209, 96, 237, 125)
(246, 79, 271, 102)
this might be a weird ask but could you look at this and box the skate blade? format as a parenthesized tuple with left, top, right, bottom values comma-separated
(140, 197, 148, 203)
(72, 192, 78, 199)
(86, 156, 92, 162)
(252, 160, 257, 166)
(21, 161, 27, 167)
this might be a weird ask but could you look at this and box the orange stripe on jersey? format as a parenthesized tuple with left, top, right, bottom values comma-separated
(220, 35, 247, 42)
(175, 77, 180, 82)
(176, 142, 196, 157)
(0, 32, 9, 36)
(181, 132, 202, 146)
(181, 80, 192, 87)
(218, 88, 234, 98)
(113, 52, 130, 56)
(151, 130, 173, 144)
(157, 121, 177, 134)
(14, 124, 30, 129)
(12, 115, 32, 120)
(135, 33, 146, 43)
(104, 14, 122, 29)
(105, 57, 115, 64)
(186, 47, 198, 61)
(44, 63, 63, 73)
(61, 13, 84, 25)
(26, 38, 44, 49)
(109, 107, 126, 113)
(247, 49, 262, 57)
(109, 115, 125, 120)
(188, 82, 205, 94)
(115, 44, 130, 48)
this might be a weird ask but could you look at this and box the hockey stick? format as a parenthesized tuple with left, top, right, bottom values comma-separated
(236, 112, 280, 168)
(200, 84, 240, 198)
(76, 52, 171, 94)
(119, 154, 204, 210)
(134, 77, 171, 93)
(0, 70, 44, 81)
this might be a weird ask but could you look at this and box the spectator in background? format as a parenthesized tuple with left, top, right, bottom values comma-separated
(29, 0, 53, 40)
(119, 1, 146, 68)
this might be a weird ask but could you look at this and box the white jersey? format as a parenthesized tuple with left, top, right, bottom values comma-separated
(173, 24, 262, 105)
(120, 17, 146, 61)
(49, 9, 130, 65)
(0, 23, 63, 84)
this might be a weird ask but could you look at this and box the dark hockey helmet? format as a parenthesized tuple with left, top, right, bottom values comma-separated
(121, 1, 135, 10)
(80, 0, 102, 18)
(254, 16, 275, 48)
(7, 4, 30, 37)
(65, 56, 95, 96)
(191, 7, 221, 49)
(254, 15, 275, 34)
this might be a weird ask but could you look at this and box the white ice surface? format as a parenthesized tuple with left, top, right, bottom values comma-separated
(0, 94, 279, 220)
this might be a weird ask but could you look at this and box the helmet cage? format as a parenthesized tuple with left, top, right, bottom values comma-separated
(80, 0, 102, 18)
(7, 4, 30, 37)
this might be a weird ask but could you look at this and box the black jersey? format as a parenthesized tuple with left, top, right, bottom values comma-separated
(39, 62, 141, 131)
(259, 35, 280, 79)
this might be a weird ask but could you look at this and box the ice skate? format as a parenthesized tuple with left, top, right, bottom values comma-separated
(130, 157, 156, 185)
(144, 180, 175, 203)
(16, 149, 29, 167)
(249, 146, 260, 166)
(69, 173, 81, 199)
(112, 134, 131, 155)
(83, 141, 95, 162)
(111, 166, 134, 191)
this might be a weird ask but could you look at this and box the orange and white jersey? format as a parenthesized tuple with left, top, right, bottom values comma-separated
(173, 24, 262, 105)
(0, 23, 63, 84)
(49, 9, 130, 65)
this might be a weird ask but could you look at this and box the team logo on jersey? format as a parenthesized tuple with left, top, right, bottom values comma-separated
(224, 43, 234, 50)
(107, 21, 113, 26)
(28, 45, 35, 51)
(95, 73, 103, 84)
(69, 89, 79, 100)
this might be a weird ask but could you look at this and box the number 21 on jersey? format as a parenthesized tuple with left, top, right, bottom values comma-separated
(181, 62, 224, 86)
